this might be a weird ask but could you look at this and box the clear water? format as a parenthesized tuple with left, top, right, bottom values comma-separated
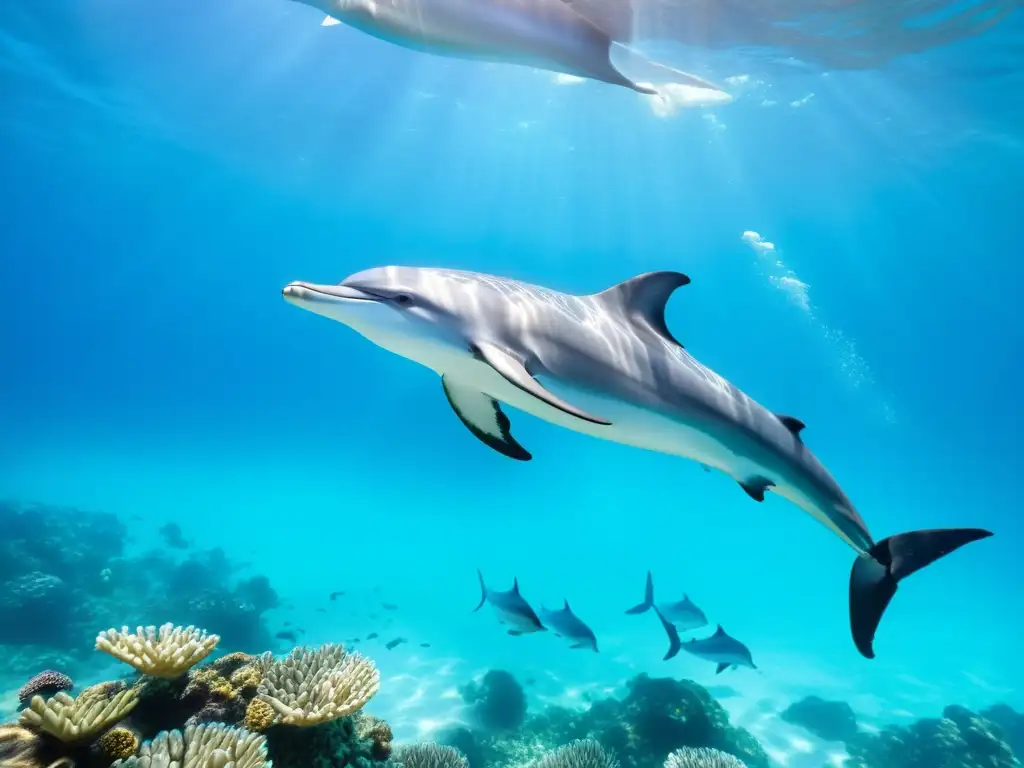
(2, 1, 1022, 766)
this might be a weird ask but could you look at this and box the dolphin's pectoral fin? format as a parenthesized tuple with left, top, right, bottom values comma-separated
(715, 662, 730, 675)
(442, 375, 532, 461)
(739, 477, 774, 502)
(570, 642, 588, 649)
(473, 342, 612, 426)
(775, 414, 806, 437)
(321, 15, 341, 26)
(507, 630, 523, 636)
(594, 271, 690, 347)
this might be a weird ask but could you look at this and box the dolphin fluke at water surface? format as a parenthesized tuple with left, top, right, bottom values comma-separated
(291, 0, 729, 100)
(282, 268, 993, 658)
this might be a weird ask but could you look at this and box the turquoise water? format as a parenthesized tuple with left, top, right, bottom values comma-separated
(2, 1, 1022, 766)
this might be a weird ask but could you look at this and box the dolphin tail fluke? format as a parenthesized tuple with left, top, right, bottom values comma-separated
(652, 606, 682, 661)
(625, 570, 655, 614)
(473, 569, 487, 612)
(849, 528, 992, 658)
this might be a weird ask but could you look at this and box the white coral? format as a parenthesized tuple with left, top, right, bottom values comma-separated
(96, 623, 220, 678)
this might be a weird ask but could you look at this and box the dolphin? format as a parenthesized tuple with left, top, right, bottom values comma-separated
(291, 0, 726, 96)
(472, 570, 546, 635)
(626, 571, 707, 632)
(282, 266, 993, 658)
(538, 599, 599, 651)
(655, 608, 756, 672)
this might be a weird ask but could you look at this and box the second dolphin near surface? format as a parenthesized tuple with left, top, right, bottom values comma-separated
(291, 0, 728, 98)
(283, 266, 992, 658)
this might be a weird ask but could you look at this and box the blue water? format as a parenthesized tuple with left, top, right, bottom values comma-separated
(2, 0, 1022, 765)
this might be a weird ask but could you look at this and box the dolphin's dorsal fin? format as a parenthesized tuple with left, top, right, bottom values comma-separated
(595, 271, 690, 347)
(715, 624, 726, 636)
(513, 577, 520, 594)
(563, 599, 571, 612)
(776, 414, 806, 437)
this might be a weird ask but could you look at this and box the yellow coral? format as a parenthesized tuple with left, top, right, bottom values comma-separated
(209, 682, 236, 702)
(97, 727, 139, 760)
(96, 624, 219, 678)
(257, 644, 379, 727)
(20, 687, 140, 743)
(244, 699, 276, 733)
(230, 665, 262, 691)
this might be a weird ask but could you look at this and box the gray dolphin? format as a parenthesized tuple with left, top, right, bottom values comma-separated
(473, 570, 546, 635)
(626, 570, 707, 632)
(538, 599, 599, 651)
(291, 0, 726, 96)
(282, 267, 993, 658)
(655, 609, 756, 672)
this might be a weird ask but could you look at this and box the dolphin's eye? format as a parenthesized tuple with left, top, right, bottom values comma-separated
(394, 294, 412, 305)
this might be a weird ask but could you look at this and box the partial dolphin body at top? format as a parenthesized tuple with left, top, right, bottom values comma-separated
(655, 609, 756, 672)
(626, 571, 707, 632)
(472, 570, 545, 635)
(290, 0, 729, 100)
(282, 266, 993, 658)
(539, 599, 599, 651)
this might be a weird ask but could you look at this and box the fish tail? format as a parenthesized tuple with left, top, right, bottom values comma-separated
(652, 605, 681, 661)
(849, 528, 992, 658)
(472, 569, 487, 612)
(625, 570, 654, 614)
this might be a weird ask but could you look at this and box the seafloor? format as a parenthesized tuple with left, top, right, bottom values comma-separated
(1, 500, 1021, 768)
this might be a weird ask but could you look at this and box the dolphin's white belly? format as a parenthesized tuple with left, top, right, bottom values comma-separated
(440, 354, 757, 481)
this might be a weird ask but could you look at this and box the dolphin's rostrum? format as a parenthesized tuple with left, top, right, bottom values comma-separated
(283, 267, 993, 658)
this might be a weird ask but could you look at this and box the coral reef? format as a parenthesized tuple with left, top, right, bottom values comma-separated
(392, 743, 470, 768)
(5, 623, 390, 768)
(780, 695, 859, 743)
(96, 726, 140, 761)
(19, 685, 140, 742)
(256, 645, 380, 727)
(96, 624, 220, 678)
(18, 672, 74, 708)
(983, 705, 1024, 760)
(459, 671, 527, 732)
(665, 747, 746, 768)
(111, 724, 270, 768)
(441, 673, 769, 768)
(0, 500, 281, 682)
(845, 704, 1018, 768)
(530, 740, 619, 768)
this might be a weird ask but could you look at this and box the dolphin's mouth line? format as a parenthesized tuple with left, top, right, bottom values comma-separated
(285, 283, 383, 303)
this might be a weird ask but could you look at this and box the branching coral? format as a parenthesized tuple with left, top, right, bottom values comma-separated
(531, 741, 619, 768)
(665, 748, 747, 768)
(111, 724, 270, 768)
(256, 644, 379, 727)
(96, 624, 220, 678)
(19, 686, 140, 743)
(392, 743, 469, 768)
